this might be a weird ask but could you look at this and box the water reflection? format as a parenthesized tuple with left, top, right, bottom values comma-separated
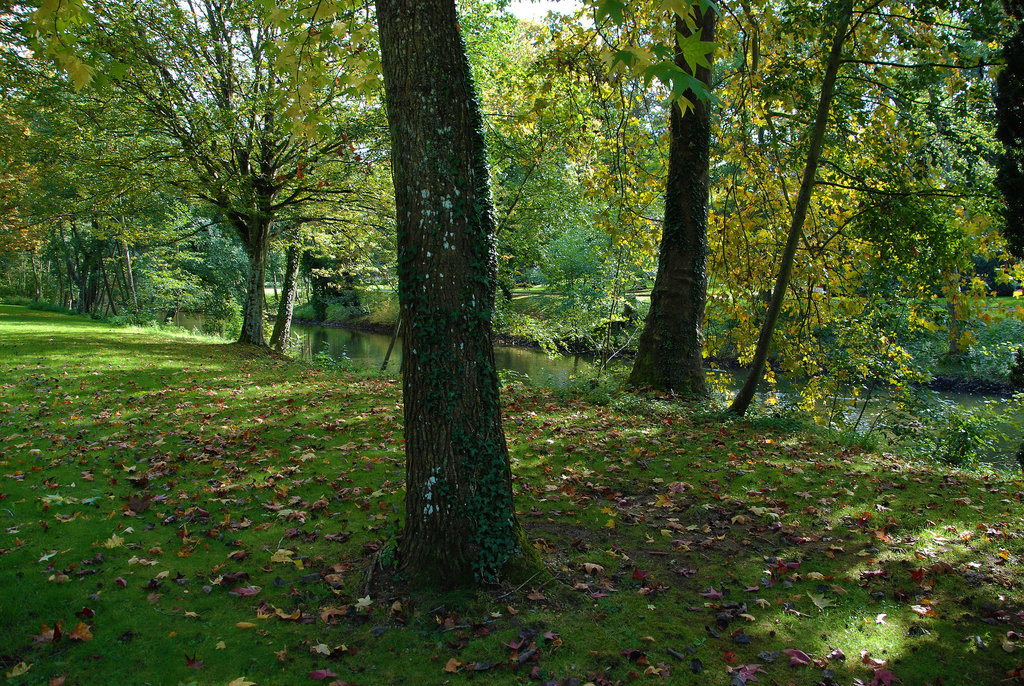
(292, 323, 601, 386)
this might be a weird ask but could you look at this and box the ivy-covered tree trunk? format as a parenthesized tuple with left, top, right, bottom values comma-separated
(728, 0, 852, 416)
(376, 0, 523, 586)
(997, 0, 1024, 258)
(270, 243, 301, 352)
(628, 7, 716, 396)
(235, 216, 272, 347)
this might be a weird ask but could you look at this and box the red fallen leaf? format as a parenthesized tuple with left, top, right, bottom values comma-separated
(185, 653, 204, 669)
(74, 607, 95, 620)
(872, 668, 900, 685)
(48, 676, 66, 686)
(782, 648, 812, 666)
(910, 567, 925, 584)
(744, 585, 761, 592)
(621, 649, 648, 663)
(230, 585, 262, 597)
(826, 648, 846, 661)
(699, 587, 723, 600)
(115, 577, 128, 588)
(308, 669, 338, 680)
(33, 620, 62, 644)
(860, 569, 888, 580)
(632, 566, 650, 581)
(722, 651, 738, 663)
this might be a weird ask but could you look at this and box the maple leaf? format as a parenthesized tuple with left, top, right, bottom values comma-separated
(32, 622, 62, 647)
(782, 648, 812, 666)
(308, 669, 338, 680)
(68, 622, 92, 641)
(5, 662, 31, 678)
(443, 658, 461, 673)
(583, 562, 605, 575)
(230, 585, 262, 597)
(699, 586, 724, 599)
(226, 678, 256, 686)
(872, 668, 900, 685)
(632, 566, 650, 581)
(807, 592, 834, 611)
(185, 653, 204, 669)
(526, 589, 546, 601)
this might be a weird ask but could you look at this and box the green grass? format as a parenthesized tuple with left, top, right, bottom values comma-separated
(2, 304, 1024, 685)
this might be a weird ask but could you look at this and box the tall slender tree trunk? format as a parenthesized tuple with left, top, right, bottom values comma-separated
(376, 0, 524, 586)
(728, 0, 852, 416)
(269, 243, 301, 352)
(236, 217, 272, 346)
(30, 253, 41, 301)
(628, 6, 716, 396)
(123, 238, 138, 311)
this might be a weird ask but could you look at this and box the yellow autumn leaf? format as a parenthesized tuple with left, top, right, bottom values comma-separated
(5, 661, 31, 678)
(227, 678, 257, 686)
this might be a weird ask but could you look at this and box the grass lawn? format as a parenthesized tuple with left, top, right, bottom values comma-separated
(2, 305, 1024, 685)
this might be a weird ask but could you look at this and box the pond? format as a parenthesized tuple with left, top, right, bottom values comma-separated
(291, 322, 1023, 470)
(292, 322, 602, 386)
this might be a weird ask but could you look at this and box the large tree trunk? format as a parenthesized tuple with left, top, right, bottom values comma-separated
(628, 7, 716, 396)
(728, 0, 852, 416)
(269, 243, 301, 352)
(237, 217, 272, 347)
(996, 0, 1024, 259)
(376, 0, 523, 586)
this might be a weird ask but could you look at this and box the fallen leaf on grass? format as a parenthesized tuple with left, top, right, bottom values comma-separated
(308, 669, 337, 680)
(32, 620, 62, 644)
(782, 648, 812, 666)
(5, 662, 31, 678)
(226, 678, 256, 686)
(444, 658, 461, 673)
(526, 589, 546, 601)
(68, 622, 92, 641)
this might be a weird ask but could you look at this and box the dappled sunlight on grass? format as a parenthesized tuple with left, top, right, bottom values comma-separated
(2, 306, 1024, 684)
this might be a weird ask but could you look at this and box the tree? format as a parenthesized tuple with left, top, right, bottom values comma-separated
(628, 3, 716, 396)
(26, 0, 371, 345)
(728, 0, 853, 416)
(997, 0, 1024, 258)
(375, 0, 526, 584)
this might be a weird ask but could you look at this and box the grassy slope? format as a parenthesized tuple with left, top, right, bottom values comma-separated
(1, 305, 1023, 686)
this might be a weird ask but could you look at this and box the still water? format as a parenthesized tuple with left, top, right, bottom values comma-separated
(291, 322, 1022, 469)
(292, 323, 601, 385)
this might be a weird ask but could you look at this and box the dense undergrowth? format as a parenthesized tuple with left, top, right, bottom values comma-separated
(2, 305, 1024, 685)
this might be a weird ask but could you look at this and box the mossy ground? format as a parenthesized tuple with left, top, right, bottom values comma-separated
(1, 305, 1023, 685)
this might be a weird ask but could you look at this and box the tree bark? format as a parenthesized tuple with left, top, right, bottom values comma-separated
(728, 0, 852, 416)
(269, 242, 301, 352)
(123, 238, 138, 312)
(236, 216, 272, 346)
(376, 0, 523, 586)
(628, 7, 716, 397)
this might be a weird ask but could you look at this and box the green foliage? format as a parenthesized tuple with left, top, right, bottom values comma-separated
(1011, 347, 1024, 388)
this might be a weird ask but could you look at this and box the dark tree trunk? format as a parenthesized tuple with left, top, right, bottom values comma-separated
(236, 216, 272, 346)
(628, 8, 716, 397)
(996, 0, 1024, 258)
(269, 243, 301, 352)
(376, 0, 523, 586)
(728, 0, 852, 416)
